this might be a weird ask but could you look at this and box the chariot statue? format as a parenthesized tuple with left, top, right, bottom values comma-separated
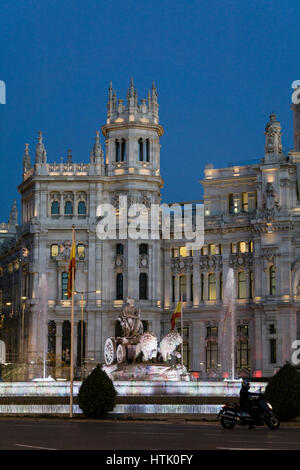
(118, 297, 144, 338)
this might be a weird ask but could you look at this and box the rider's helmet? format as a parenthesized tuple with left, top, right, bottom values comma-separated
(242, 379, 250, 390)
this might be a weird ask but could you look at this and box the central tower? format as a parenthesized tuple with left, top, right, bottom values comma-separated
(101, 79, 164, 339)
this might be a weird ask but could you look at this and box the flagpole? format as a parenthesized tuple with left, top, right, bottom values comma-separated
(70, 225, 75, 418)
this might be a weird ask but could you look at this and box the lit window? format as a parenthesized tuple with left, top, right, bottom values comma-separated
(242, 192, 249, 212)
(239, 242, 247, 253)
(51, 244, 59, 258)
(209, 244, 216, 255)
(208, 273, 216, 300)
(77, 244, 85, 260)
(179, 246, 187, 257)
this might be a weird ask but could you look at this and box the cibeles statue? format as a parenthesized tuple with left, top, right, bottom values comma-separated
(118, 296, 144, 338)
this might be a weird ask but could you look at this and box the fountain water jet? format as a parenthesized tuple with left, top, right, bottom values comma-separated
(221, 268, 237, 381)
(32, 273, 54, 381)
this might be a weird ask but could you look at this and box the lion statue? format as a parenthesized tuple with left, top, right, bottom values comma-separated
(159, 330, 183, 362)
(134, 331, 158, 362)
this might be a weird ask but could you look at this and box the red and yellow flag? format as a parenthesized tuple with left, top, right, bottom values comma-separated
(67, 231, 76, 298)
(170, 301, 182, 330)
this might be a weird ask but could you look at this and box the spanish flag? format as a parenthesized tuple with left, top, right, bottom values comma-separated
(170, 301, 182, 330)
(67, 228, 76, 298)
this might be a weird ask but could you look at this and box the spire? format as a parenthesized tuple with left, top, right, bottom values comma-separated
(35, 131, 47, 164)
(127, 77, 136, 109)
(264, 112, 282, 159)
(151, 80, 158, 103)
(67, 149, 72, 164)
(91, 130, 103, 163)
(23, 143, 31, 174)
(9, 199, 18, 227)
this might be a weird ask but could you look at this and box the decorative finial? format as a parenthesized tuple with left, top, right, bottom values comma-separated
(67, 149, 72, 164)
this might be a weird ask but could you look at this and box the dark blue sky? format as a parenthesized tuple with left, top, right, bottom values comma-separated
(0, 0, 299, 222)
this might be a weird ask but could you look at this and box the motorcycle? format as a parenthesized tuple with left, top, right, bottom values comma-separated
(218, 391, 280, 430)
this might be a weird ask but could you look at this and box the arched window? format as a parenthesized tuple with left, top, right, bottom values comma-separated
(64, 201, 73, 215)
(115, 140, 120, 162)
(62, 321, 71, 366)
(146, 139, 150, 162)
(121, 139, 126, 161)
(139, 273, 148, 300)
(208, 273, 216, 300)
(51, 201, 59, 215)
(138, 138, 143, 161)
(48, 321, 56, 367)
(78, 201, 86, 215)
(269, 265, 276, 296)
(116, 273, 123, 300)
(179, 275, 187, 301)
(238, 271, 246, 299)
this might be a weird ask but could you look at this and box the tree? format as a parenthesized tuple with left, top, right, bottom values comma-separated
(78, 364, 117, 418)
(265, 362, 300, 421)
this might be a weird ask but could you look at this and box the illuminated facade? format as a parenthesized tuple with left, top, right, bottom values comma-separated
(0, 83, 300, 378)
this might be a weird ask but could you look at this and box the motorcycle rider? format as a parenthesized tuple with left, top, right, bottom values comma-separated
(239, 379, 259, 419)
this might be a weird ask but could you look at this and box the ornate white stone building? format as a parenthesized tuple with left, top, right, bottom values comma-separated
(0, 81, 300, 379)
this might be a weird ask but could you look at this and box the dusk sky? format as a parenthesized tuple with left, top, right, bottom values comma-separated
(0, 0, 299, 221)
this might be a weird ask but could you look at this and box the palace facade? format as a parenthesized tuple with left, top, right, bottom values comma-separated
(1, 80, 300, 379)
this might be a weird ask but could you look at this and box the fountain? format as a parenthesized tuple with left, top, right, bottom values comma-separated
(32, 273, 55, 382)
(220, 267, 239, 381)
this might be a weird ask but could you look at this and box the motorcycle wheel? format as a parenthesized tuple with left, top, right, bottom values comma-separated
(220, 416, 235, 429)
(265, 414, 280, 430)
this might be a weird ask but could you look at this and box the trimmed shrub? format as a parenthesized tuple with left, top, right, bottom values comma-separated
(265, 362, 300, 421)
(78, 364, 117, 418)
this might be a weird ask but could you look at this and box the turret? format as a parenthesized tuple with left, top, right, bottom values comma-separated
(102, 79, 163, 178)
